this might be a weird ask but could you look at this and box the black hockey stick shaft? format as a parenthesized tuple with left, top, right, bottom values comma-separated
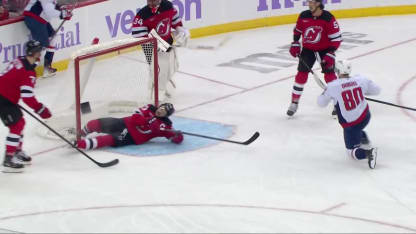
(365, 97, 416, 111)
(177, 131, 260, 145)
(19, 105, 119, 168)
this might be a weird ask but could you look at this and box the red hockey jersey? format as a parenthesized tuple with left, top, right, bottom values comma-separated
(0, 57, 43, 111)
(123, 104, 182, 145)
(131, 0, 183, 45)
(294, 10, 342, 51)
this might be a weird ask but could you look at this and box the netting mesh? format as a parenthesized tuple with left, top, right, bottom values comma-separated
(38, 38, 157, 140)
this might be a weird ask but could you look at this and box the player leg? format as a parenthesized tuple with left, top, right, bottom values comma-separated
(76, 129, 135, 150)
(360, 131, 370, 146)
(23, 17, 52, 77)
(43, 23, 58, 77)
(0, 97, 25, 172)
(80, 118, 124, 136)
(76, 134, 116, 150)
(344, 113, 377, 169)
(14, 134, 32, 165)
(156, 49, 177, 100)
(287, 48, 315, 116)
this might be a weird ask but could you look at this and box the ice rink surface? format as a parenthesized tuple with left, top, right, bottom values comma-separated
(1, 14, 416, 233)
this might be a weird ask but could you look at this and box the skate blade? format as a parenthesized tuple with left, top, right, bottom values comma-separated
(40, 72, 57, 79)
(17, 160, 32, 166)
(2, 167, 24, 173)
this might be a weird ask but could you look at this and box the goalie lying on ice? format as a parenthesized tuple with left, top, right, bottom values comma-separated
(74, 103, 184, 150)
(132, 0, 191, 99)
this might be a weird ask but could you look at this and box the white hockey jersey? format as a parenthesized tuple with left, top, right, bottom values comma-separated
(24, 0, 61, 24)
(318, 74, 381, 128)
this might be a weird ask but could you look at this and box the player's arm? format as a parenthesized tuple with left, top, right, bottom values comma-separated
(327, 17, 342, 52)
(317, 89, 332, 107)
(289, 14, 303, 58)
(132, 14, 149, 38)
(20, 73, 51, 119)
(363, 78, 381, 96)
(160, 124, 183, 144)
(171, 6, 190, 47)
(39, 0, 61, 19)
(148, 118, 183, 144)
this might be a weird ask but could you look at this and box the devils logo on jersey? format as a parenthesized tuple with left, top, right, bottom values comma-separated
(156, 18, 171, 37)
(304, 26, 323, 44)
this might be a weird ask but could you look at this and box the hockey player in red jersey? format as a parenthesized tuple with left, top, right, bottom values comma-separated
(131, 0, 190, 100)
(74, 103, 184, 151)
(0, 40, 52, 173)
(287, 0, 342, 117)
(132, 0, 189, 46)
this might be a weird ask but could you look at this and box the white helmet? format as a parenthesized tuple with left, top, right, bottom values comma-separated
(335, 60, 352, 76)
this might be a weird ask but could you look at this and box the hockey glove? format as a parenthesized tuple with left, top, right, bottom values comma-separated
(60, 7, 73, 21)
(289, 41, 301, 58)
(173, 26, 190, 47)
(35, 104, 52, 119)
(170, 132, 184, 144)
(322, 52, 336, 71)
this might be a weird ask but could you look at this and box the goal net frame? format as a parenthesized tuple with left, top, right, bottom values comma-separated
(70, 37, 159, 140)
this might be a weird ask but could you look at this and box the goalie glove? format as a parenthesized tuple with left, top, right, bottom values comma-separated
(173, 26, 190, 47)
(35, 104, 52, 119)
(170, 132, 184, 144)
(60, 6, 73, 20)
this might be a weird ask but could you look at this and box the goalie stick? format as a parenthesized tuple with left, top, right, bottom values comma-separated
(19, 105, 119, 168)
(173, 131, 260, 145)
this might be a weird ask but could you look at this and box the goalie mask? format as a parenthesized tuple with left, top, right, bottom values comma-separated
(156, 103, 175, 117)
(147, 0, 161, 13)
(335, 60, 352, 77)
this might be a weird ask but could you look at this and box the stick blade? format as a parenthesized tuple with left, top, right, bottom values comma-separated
(97, 159, 119, 168)
(243, 132, 260, 145)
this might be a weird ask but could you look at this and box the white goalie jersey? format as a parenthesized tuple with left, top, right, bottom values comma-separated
(318, 74, 381, 127)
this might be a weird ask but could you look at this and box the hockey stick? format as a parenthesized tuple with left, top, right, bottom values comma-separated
(364, 97, 416, 111)
(174, 131, 260, 145)
(18, 105, 119, 168)
(49, 0, 79, 42)
(298, 56, 327, 89)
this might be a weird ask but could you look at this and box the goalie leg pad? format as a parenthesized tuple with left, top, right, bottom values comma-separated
(155, 49, 178, 98)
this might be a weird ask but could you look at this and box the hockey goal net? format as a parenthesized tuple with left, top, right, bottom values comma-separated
(39, 37, 159, 140)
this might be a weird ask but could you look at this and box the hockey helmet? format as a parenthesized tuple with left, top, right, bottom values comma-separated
(335, 60, 352, 76)
(158, 103, 175, 117)
(25, 40, 43, 56)
(308, 0, 324, 9)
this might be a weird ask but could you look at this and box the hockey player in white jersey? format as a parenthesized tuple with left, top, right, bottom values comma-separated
(317, 60, 381, 169)
(23, 0, 73, 77)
